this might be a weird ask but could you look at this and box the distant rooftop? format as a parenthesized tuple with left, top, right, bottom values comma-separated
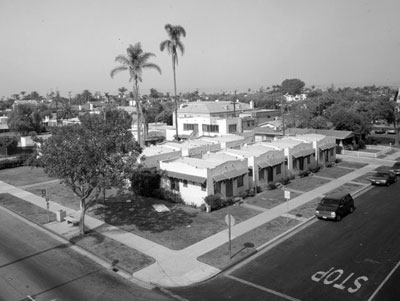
(178, 101, 251, 114)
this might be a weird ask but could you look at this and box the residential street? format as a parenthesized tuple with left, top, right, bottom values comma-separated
(171, 182, 400, 301)
(0, 207, 172, 301)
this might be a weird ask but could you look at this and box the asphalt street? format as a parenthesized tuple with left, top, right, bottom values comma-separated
(0, 207, 172, 301)
(172, 182, 400, 301)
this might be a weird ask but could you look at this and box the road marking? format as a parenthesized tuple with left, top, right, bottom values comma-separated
(226, 275, 302, 301)
(367, 258, 400, 301)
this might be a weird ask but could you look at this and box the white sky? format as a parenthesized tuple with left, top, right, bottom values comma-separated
(0, 0, 399, 98)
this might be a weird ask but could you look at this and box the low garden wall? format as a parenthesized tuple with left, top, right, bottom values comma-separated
(342, 145, 392, 158)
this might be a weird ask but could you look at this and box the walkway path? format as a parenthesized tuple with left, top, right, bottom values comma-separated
(0, 151, 399, 288)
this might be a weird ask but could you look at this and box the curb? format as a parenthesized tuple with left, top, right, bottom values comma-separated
(0, 204, 156, 291)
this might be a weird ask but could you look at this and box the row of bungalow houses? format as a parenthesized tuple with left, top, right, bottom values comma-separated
(139, 133, 337, 207)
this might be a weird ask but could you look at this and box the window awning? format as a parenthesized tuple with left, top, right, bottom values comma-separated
(258, 157, 285, 169)
(292, 148, 315, 158)
(166, 171, 206, 184)
(213, 168, 248, 182)
(319, 142, 337, 151)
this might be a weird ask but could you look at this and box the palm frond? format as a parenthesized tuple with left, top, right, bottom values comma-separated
(114, 55, 130, 65)
(177, 42, 185, 56)
(110, 66, 128, 78)
(142, 63, 162, 74)
(160, 40, 172, 53)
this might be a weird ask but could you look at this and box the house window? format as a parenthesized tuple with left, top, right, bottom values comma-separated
(276, 164, 281, 175)
(248, 168, 253, 177)
(184, 124, 196, 131)
(170, 178, 179, 191)
(214, 181, 221, 194)
(183, 180, 188, 187)
(202, 124, 219, 133)
(237, 175, 244, 187)
(201, 182, 206, 191)
(307, 155, 311, 164)
(259, 168, 264, 180)
(229, 124, 237, 133)
(330, 148, 334, 156)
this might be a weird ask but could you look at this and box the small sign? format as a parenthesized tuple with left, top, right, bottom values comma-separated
(225, 214, 236, 226)
(284, 190, 291, 200)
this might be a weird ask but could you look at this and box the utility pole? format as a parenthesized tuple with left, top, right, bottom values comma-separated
(281, 94, 286, 136)
(394, 89, 400, 146)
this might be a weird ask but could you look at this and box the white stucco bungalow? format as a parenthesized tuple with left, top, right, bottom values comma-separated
(162, 139, 221, 158)
(255, 137, 316, 172)
(221, 145, 286, 189)
(160, 153, 249, 207)
(138, 144, 182, 168)
(292, 134, 337, 165)
(198, 134, 254, 150)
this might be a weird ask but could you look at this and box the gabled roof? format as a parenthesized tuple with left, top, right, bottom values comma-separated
(178, 101, 251, 114)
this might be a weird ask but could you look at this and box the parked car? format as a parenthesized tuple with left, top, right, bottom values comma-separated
(315, 192, 355, 222)
(390, 162, 400, 176)
(374, 128, 386, 134)
(369, 171, 397, 186)
(387, 129, 396, 134)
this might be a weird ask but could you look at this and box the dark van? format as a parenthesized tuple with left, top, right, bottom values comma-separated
(315, 192, 355, 222)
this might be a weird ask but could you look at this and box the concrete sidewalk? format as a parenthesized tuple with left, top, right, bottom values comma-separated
(0, 152, 399, 288)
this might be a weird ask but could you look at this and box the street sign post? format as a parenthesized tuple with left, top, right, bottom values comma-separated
(284, 190, 291, 224)
(45, 196, 50, 222)
(225, 213, 236, 259)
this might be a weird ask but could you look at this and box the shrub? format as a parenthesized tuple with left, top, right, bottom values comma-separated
(279, 176, 291, 185)
(358, 140, 366, 149)
(287, 170, 296, 180)
(153, 188, 183, 204)
(0, 157, 25, 170)
(335, 158, 342, 164)
(130, 167, 161, 197)
(267, 182, 277, 190)
(199, 203, 206, 211)
(309, 162, 321, 173)
(256, 186, 262, 193)
(204, 194, 222, 210)
(299, 170, 310, 178)
(221, 197, 234, 207)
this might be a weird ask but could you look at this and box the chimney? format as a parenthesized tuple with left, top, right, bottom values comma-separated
(250, 100, 254, 109)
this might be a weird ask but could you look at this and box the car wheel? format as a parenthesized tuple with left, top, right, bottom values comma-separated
(349, 206, 354, 213)
(336, 214, 342, 222)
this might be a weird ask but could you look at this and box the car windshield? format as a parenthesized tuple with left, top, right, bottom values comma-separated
(393, 163, 400, 168)
(320, 198, 340, 206)
(374, 172, 387, 177)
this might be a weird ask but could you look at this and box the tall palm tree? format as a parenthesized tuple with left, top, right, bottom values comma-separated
(110, 43, 161, 146)
(160, 24, 186, 140)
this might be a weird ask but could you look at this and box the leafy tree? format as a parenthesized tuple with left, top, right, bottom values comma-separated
(103, 108, 133, 129)
(0, 136, 18, 156)
(36, 114, 141, 234)
(310, 116, 329, 129)
(160, 24, 186, 139)
(7, 104, 46, 135)
(57, 99, 75, 120)
(330, 108, 371, 139)
(150, 88, 161, 98)
(111, 42, 161, 147)
(280, 79, 305, 96)
(129, 166, 162, 197)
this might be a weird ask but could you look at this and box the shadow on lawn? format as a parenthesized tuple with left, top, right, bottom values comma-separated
(92, 201, 198, 233)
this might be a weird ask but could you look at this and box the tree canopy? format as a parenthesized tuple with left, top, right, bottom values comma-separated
(280, 79, 306, 96)
(36, 114, 141, 234)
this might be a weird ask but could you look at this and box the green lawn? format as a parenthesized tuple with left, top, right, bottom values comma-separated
(90, 197, 260, 250)
(284, 176, 331, 192)
(289, 197, 322, 219)
(245, 189, 301, 209)
(316, 166, 353, 179)
(352, 172, 375, 184)
(326, 182, 365, 195)
(0, 166, 55, 186)
(197, 216, 300, 270)
(336, 161, 368, 169)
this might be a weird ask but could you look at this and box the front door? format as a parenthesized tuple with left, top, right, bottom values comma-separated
(226, 179, 233, 197)
(267, 167, 273, 182)
(299, 157, 304, 171)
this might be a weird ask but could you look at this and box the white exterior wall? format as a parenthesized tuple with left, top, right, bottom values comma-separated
(139, 150, 182, 168)
(208, 159, 249, 197)
(160, 161, 208, 207)
(178, 116, 241, 137)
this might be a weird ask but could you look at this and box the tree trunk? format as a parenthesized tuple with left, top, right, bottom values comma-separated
(134, 81, 142, 147)
(79, 199, 86, 235)
(172, 57, 178, 140)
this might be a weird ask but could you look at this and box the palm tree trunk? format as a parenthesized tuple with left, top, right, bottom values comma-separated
(134, 81, 142, 147)
(172, 57, 178, 140)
